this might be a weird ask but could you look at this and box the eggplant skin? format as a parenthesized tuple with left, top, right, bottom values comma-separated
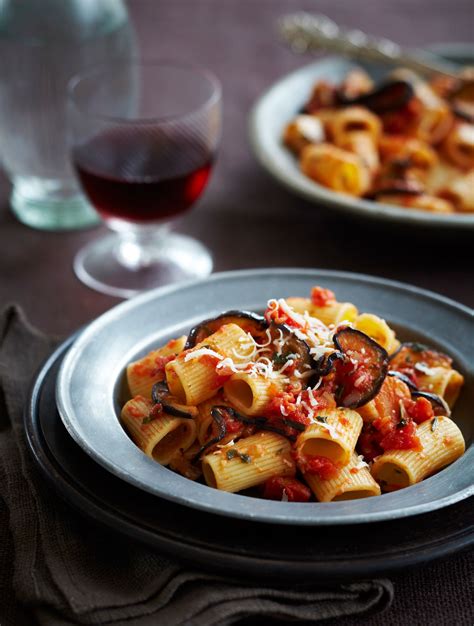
(332, 328, 389, 408)
(337, 80, 414, 114)
(185, 310, 268, 349)
(411, 390, 451, 417)
(314, 351, 345, 377)
(387, 370, 418, 391)
(270, 322, 315, 374)
(151, 381, 195, 419)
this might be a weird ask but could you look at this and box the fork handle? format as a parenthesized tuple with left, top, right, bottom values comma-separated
(279, 12, 459, 79)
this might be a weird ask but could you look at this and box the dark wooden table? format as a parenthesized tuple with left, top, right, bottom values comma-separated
(0, 1, 472, 624)
(0, 0, 473, 336)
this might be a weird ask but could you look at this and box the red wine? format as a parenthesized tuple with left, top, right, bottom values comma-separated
(73, 129, 214, 223)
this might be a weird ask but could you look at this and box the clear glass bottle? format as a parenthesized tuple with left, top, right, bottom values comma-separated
(0, 0, 136, 230)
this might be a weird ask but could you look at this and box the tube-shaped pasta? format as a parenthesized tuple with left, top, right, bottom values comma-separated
(285, 297, 358, 326)
(168, 441, 203, 481)
(371, 416, 465, 490)
(390, 68, 453, 144)
(296, 408, 363, 466)
(300, 143, 371, 197)
(336, 131, 379, 173)
(438, 171, 474, 212)
(126, 336, 187, 398)
(224, 372, 286, 416)
(416, 366, 464, 408)
(283, 114, 325, 155)
(121, 396, 197, 465)
(329, 106, 381, 142)
(330, 107, 381, 173)
(441, 122, 474, 170)
(352, 313, 400, 354)
(195, 394, 231, 444)
(165, 324, 254, 405)
(202, 432, 295, 492)
(358, 375, 411, 423)
(339, 69, 374, 99)
(305, 453, 381, 502)
(379, 136, 438, 170)
(377, 193, 454, 213)
(310, 301, 359, 326)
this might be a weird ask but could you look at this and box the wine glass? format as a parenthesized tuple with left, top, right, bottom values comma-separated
(68, 60, 221, 298)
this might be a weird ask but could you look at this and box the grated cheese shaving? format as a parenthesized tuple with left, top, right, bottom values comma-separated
(184, 348, 223, 362)
(355, 454, 369, 470)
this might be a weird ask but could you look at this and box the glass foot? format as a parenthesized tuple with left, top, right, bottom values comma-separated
(74, 231, 213, 298)
(11, 176, 100, 231)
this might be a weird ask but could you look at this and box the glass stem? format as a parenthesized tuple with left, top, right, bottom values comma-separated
(114, 224, 170, 270)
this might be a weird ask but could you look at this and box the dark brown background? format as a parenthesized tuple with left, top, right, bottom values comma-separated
(0, 0, 473, 336)
(0, 2, 472, 624)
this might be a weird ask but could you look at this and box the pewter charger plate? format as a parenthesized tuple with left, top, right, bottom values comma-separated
(56, 269, 474, 525)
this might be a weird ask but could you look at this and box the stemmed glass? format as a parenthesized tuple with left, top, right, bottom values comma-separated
(68, 60, 221, 298)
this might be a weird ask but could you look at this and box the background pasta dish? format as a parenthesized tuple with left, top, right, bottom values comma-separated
(282, 67, 474, 214)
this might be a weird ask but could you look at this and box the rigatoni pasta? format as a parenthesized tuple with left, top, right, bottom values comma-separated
(371, 416, 465, 490)
(120, 285, 466, 503)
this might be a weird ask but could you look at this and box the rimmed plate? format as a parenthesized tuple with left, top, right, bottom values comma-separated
(249, 45, 474, 229)
(26, 339, 474, 580)
(56, 269, 473, 525)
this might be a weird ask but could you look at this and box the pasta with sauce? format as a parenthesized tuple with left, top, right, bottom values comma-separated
(121, 285, 465, 502)
(283, 66, 474, 214)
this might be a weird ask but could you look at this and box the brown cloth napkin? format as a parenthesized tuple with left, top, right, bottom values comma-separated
(0, 305, 393, 626)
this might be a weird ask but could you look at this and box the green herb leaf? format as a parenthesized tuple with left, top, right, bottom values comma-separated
(397, 418, 408, 429)
(411, 343, 426, 353)
(273, 352, 288, 366)
(240, 453, 251, 464)
(226, 449, 238, 460)
(142, 415, 156, 425)
(316, 415, 328, 424)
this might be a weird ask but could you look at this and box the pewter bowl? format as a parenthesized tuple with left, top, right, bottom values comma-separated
(56, 269, 473, 525)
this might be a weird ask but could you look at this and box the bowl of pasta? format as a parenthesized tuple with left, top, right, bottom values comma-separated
(249, 44, 474, 228)
(55, 269, 473, 525)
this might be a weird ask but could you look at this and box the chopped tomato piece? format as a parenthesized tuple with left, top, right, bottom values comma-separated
(404, 396, 435, 424)
(149, 403, 163, 419)
(262, 476, 311, 502)
(301, 455, 339, 480)
(311, 286, 336, 307)
(379, 419, 421, 452)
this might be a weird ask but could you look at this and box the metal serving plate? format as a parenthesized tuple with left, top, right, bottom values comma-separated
(56, 269, 474, 525)
(249, 45, 474, 230)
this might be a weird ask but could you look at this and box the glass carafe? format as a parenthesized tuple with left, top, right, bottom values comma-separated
(0, 0, 136, 230)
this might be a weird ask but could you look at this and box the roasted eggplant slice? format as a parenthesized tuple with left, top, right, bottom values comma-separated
(387, 370, 418, 391)
(185, 310, 268, 349)
(315, 351, 345, 377)
(337, 80, 414, 114)
(411, 390, 451, 417)
(192, 406, 229, 462)
(268, 322, 315, 379)
(151, 381, 197, 419)
(332, 328, 389, 408)
(370, 180, 424, 198)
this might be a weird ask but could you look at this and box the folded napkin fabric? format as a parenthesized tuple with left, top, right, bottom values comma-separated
(0, 305, 393, 626)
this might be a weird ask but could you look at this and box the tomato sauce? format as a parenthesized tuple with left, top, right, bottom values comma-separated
(311, 286, 336, 307)
(262, 476, 311, 502)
